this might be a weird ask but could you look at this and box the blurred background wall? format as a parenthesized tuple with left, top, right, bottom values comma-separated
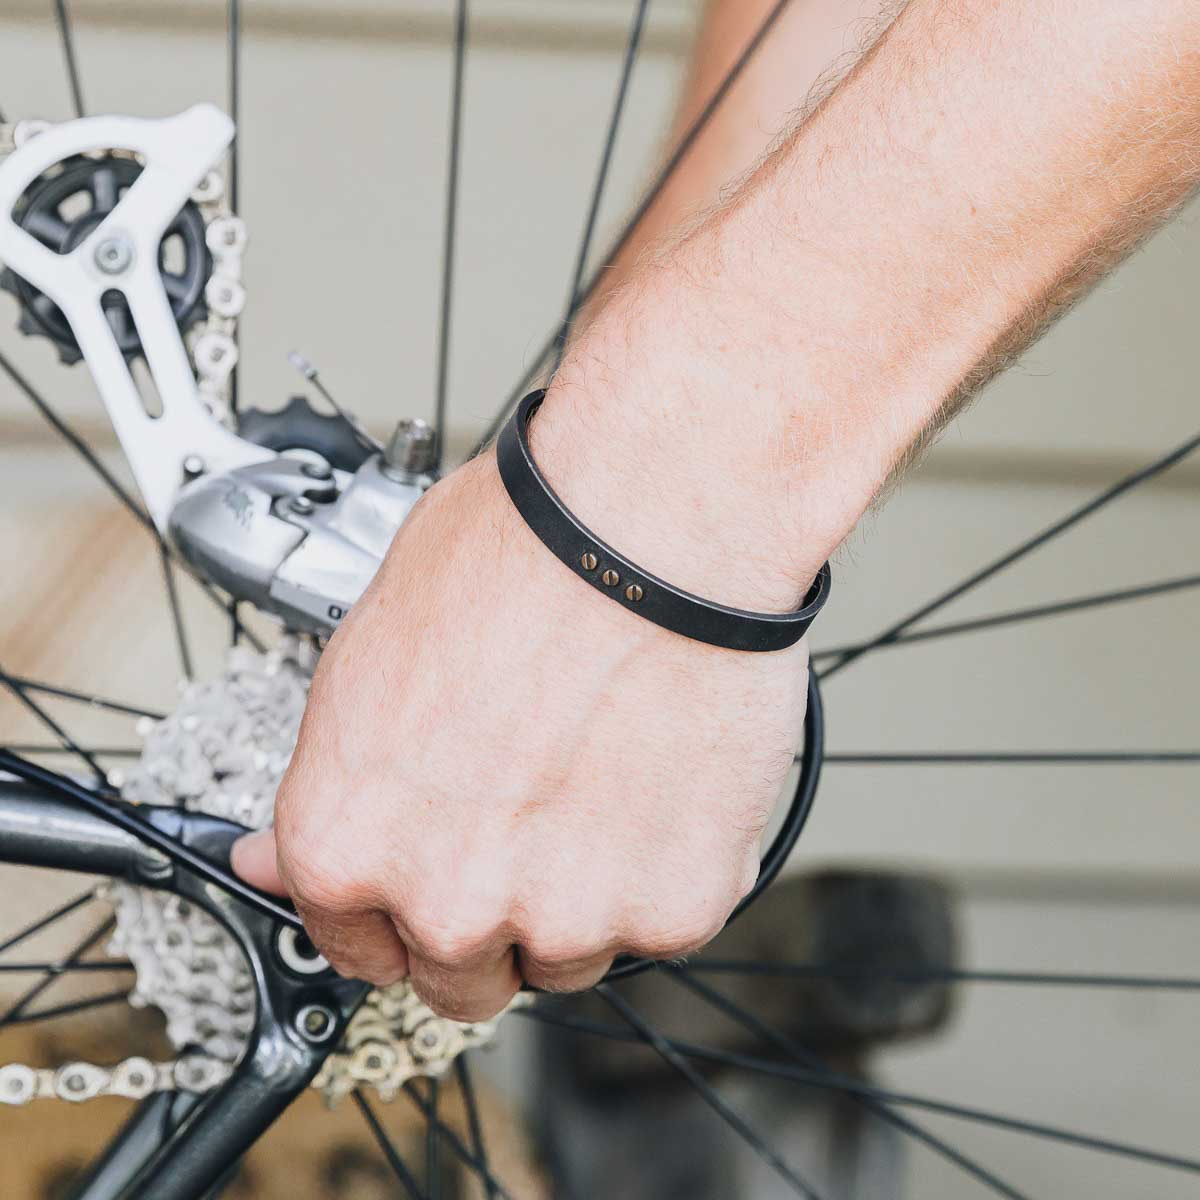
(0, 1, 1197, 1196)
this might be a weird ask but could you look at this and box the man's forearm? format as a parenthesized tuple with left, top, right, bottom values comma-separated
(594, 0, 888, 308)
(533, 0, 1200, 613)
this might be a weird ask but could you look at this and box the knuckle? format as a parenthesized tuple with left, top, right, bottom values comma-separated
(734, 858, 759, 904)
(515, 891, 615, 968)
(521, 951, 610, 994)
(633, 899, 726, 958)
(314, 944, 367, 980)
(351, 954, 408, 990)
(527, 971, 600, 996)
(521, 928, 603, 971)
(273, 815, 381, 915)
(404, 904, 494, 966)
(280, 862, 343, 911)
(279, 852, 370, 915)
(301, 917, 407, 989)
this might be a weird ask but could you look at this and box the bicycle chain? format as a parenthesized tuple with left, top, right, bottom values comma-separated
(0, 1054, 231, 1107)
(0, 992, 528, 1108)
(187, 175, 245, 426)
(315, 985, 530, 1104)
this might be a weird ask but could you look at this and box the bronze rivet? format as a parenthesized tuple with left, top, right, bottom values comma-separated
(580, 552, 598, 572)
(601, 569, 620, 587)
(625, 583, 644, 602)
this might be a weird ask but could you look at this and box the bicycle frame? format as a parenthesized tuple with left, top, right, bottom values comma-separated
(0, 783, 368, 1200)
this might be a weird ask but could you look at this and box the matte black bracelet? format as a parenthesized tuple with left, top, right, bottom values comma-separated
(496, 391, 831, 652)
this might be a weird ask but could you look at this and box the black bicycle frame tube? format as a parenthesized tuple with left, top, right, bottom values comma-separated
(70, 1092, 207, 1200)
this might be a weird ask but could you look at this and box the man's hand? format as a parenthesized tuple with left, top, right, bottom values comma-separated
(234, 0, 1200, 1022)
(232, 449, 810, 1021)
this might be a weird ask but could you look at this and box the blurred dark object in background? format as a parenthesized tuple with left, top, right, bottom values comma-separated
(535, 869, 958, 1200)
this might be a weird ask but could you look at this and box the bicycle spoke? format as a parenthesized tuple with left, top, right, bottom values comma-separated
(159, 545, 194, 681)
(1, 666, 106, 783)
(3, 745, 141, 759)
(53, 0, 85, 119)
(593, 982, 827, 1200)
(516, 1001, 633, 1041)
(432, 0, 468, 471)
(0, 960, 132, 974)
(227, 0, 241, 212)
(822, 751, 1200, 765)
(469, 0, 797, 459)
(6, 988, 131, 1026)
(520, 1005, 1200, 1176)
(812, 572, 1200, 662)
(0, 889, 97, 956)
(454, 1055, 499, 1200)
(666, 967, 1030, 1200)
(226, 0, 241, 418)
(426, 1076, 440, 1200)
(0, 916, 114, 1029)
(818, 429, 1200, 682)
(8, 676, 163, 721)
(0, 349, 266, 650)
(351, 1089, 427, 1200)
(686, 960, 1200, 991)
(550, 0, 651, 374)
(401, 1080, 517, 1200)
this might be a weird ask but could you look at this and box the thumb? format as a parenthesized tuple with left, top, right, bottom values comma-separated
(230, 828, 288, 895)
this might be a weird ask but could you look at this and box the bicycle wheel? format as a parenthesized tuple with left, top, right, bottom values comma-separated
(1, 3, 1198, 1199)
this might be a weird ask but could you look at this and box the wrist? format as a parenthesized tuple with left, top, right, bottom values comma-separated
(529, 261, 858, 614)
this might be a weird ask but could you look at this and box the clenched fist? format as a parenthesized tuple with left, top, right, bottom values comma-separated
(232, 416, 813, 1021)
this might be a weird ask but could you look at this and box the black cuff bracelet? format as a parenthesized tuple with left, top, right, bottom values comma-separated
(496, 391, 831, 652)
